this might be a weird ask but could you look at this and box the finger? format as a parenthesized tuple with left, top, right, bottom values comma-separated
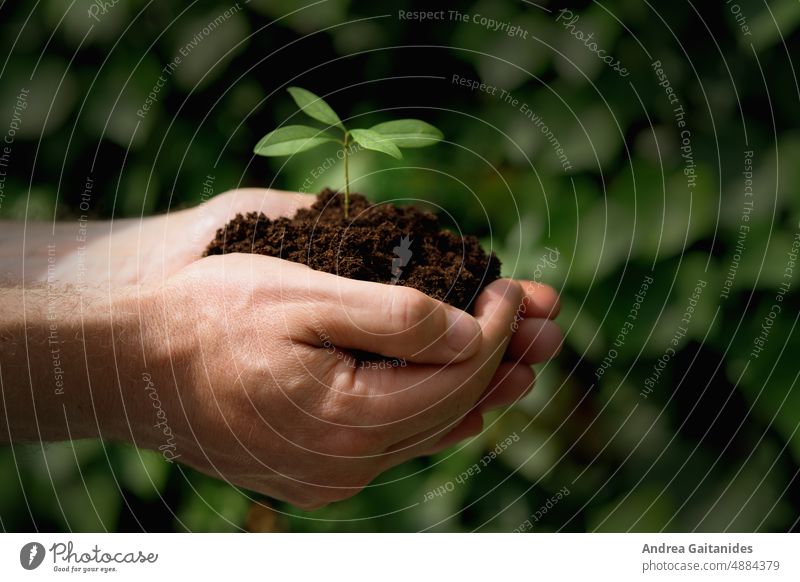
(465, 277, 526, 370)
(349, 279, 523, 440)
(475, 362, 535, 413)
(383, 411, 484, 465)
(517, 281, 561, 319)
(424, 411, 484, 455)
(505, 318, 563, 364)
(387, 362, 535, 458)
(380, 362, 532, 463)
(306, 276, 483, 364)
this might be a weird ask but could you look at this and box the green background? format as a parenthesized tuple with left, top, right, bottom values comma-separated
(1, 0, 799, 531)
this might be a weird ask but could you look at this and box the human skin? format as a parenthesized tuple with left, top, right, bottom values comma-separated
(0, 189, 562, 509)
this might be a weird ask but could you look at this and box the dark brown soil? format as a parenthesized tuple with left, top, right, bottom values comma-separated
(204, 188, 500, 312)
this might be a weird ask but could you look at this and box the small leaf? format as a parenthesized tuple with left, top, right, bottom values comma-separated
(349, 128, 403, 159)
(368, 119, 443, 148)
(287, 86, 345, 130)
(253, 125, 338, 156)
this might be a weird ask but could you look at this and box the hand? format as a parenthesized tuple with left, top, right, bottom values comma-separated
(131, 252, 530, 509)
(1, 186, 561, 511)
(192, 191, 563, 420)
(44, 188, 314, 288)
(46, 185, 561, 418)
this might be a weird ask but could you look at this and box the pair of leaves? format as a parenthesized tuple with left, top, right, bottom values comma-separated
(253, 87, 443, 159)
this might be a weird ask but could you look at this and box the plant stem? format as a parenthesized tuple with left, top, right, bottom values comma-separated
(342, 132, 350, 218)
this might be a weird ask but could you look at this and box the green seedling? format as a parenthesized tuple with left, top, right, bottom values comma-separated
(253, 86, 443, 217)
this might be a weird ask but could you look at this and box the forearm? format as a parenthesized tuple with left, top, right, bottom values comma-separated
(0, 216, 172, 288)
(0, 189, 311, 288)
(0, 286, 150, 444)
(0, 221, 85, 284)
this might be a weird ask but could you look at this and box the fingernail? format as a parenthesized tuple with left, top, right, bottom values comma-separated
(445, 308, 481, 353)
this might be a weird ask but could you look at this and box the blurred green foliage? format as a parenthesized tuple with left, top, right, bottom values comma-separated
(1, 0, 798, 531)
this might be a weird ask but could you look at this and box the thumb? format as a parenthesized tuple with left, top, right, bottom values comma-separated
(304, 275, 483, 364)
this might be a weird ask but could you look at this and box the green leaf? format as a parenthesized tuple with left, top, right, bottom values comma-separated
(349, 128, 403, 159)
(368, 119, 443, 148)
(287, 86, 345, 130)
(253, 125, 338, 156)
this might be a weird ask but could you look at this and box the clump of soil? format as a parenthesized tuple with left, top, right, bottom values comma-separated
(204, 188, 500, 312)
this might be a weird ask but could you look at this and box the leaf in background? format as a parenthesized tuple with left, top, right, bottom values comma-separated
(368, 119, 443, 148)
(588, 486, 675, 532)
(287, 86, 345, 130)
(248, 0, 348, 34)
(118, 448, 171, 502)
(748, 0, 800, 50)
(172, 8, 249, 89)
(349, 128, 403, 159)
(253, 125, 338, 156)
(178, 477, 249, 532)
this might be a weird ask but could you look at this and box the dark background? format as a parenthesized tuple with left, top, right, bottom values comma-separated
(1, 0, 799, 531)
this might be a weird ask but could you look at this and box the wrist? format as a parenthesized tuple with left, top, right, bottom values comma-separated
(85, 288, 155, 444)
(114, 281, 197, 460)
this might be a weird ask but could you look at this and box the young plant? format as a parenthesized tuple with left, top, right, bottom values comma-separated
(253, 87, 443, 217)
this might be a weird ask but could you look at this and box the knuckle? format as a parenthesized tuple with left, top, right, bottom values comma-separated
(355, 369, 411, 424)
(548, 289, 562, 317)
(350, 364, 398, 405)
(388, 287, 435, 332)
(507, 279, 525, 304)
(527, 281, 561, 317)
(322, 381, 371, 426)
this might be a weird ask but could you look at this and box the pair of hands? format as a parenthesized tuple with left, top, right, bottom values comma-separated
(55, 189, 563, 510)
